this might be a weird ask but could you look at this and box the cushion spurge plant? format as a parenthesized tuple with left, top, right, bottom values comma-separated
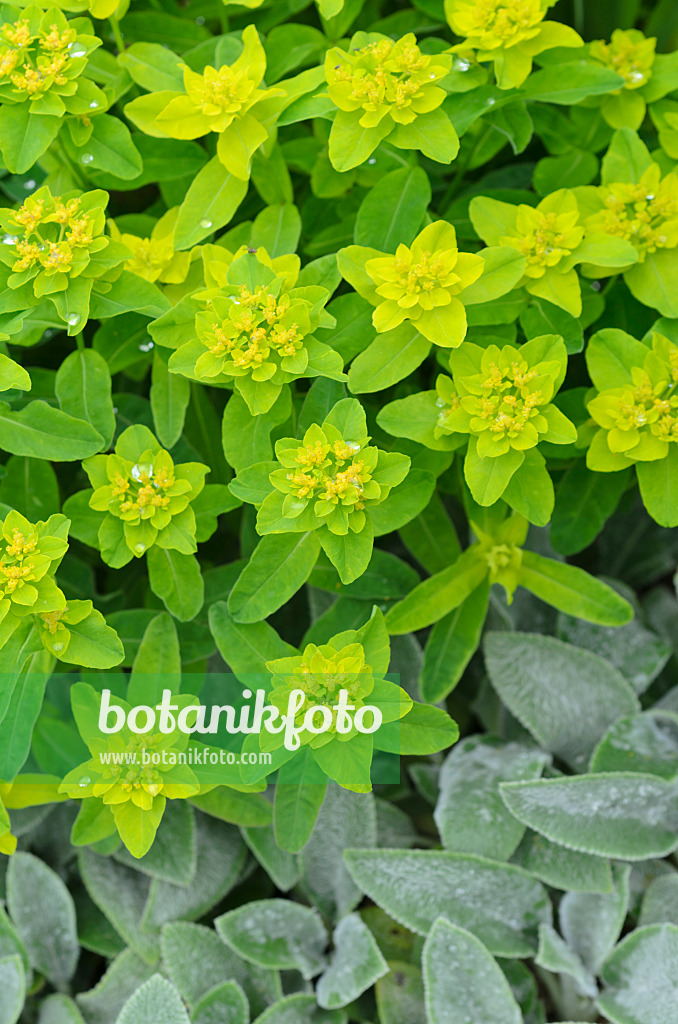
(3, 1, 678, 1022)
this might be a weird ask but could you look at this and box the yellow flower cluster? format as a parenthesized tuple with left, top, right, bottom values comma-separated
(586, 164, 678, 260)
(0, 14, 80, 98)
(287, 437, 368, 507)
(326, 34, 451, 128)
(590, 29, 656, 89)
(502, 206, 583, 278)
(448, 0, 545, 50)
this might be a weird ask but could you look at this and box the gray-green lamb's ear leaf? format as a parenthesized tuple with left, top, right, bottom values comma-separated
(0, 955, 24, 1024)
(343, 849, 552, 957)
(423, 918, 522, 1024)
(639, 874, 678, 928)
(484, 632, 639, 770)
(7, 853, 79, 990)
(510, 829, 614, 894)
(78, 850, 159, 965)
(500, 774, 678, 860)
(596, 924, 678, 1024)
(434, 736, 551, 861)
(161, 921, 279, 1018)
(75, 949, 156, 1024)
(34, 993, 85, 1023)
(117, 975, 190, 1024)
(215, 899, 328, 980)
(316, 913, 388, 1009)
(243, 824, 301, 892)
(590, 711, 678, 779)
(251, 993, 346, 1024)
(535, 924, 597, 999)
(560, 863, 631, 976)
(191, 981, 249, 1024)
(299, 785, 376, 920)
(115, 801, 196, 887)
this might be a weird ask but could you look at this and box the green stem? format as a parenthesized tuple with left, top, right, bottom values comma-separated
(74, 332, 85, 351)
(109, 15, 125, 53)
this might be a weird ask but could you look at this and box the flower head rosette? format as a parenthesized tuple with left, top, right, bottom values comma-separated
(60, 682, 201, 858)
(0, 6, 102, 115)
(108, 208, 191, 286)
(261, 628, 412, 791)
(444, 0, 582, 89)
(339, 222, 486, 347)
(470, 189, 638, 316)
(447, 335, 577, 515)
(325, 32, 457, 171)
(587, 29, 678, 131)
(586, 329, 678, 526)
(147, 25, 285, 179)
(231, 399, 410, 582)
(163, 246, 344, 415)
(37, 598, 123, 667)
(82, 425, 208, 567)
(0, 185, 128, 334)
(0, 510, 68, 633)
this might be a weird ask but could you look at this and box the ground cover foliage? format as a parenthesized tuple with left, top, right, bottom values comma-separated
(0, 0, 678, 1020)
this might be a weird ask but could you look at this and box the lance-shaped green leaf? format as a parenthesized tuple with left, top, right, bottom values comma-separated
(385, 548, 488, 635)
(518, 551, 634, 625)
(0, 401, 103, 461)
(228, 532, 320, 624)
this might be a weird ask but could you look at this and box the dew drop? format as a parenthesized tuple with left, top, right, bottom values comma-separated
(23, 178, 36, 190)
(590, 280, 602, 292)
(138, 340, 154, 352)
(200, 218, 213, 229)
(78, 775, 91, 787)
(89, 100, 99, 109)
(367, 157, 376, 165)
(68, 44, 86, 57)
(52, 642, 64, 652)
(81, 153, 94, 165)
(195, 14, 205, 24)
(486, 97, 496, 106)
(67, 313, 81, 326)
(2, 234, 18, 245)
(135, 542, 146, 553)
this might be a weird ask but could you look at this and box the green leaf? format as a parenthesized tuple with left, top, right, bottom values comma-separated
(81, 114, 143, 180)
(434, 736, 550, 861)
(344, 849, 551, 956)
(151, 349, 190, 448)
(601, 126, 653, 185)
(208, 600, 296, 678)
(55, 349, 115, 451)
(484, 631, 639, 770)
(597, 924, 678, 1024)
(0, 400, 103, 460)
(625, 248, 678, 318)
(147, 548, 204, 622)
(228, 532, 320, 624)
(174, 156, 249, 250)
(385, 547, 488, 634)
(90, 271, 170, 319)
(215, 899, 327, 980)
(354, 167, 431, 252)
(250, 203, 301, 257)
(637, 448, 678, 527)
(318, 520, 373, 585)
(0, 675, 48, 779)
(115, 801, 196, 887)
(423, 919, 522, 1024)
(118, 42, 184, 92)
(0, 353, 30, 393)
(551, 462, 629, 555)
(370, 468, 435, 538)
(7, 853, 79, 989)
(500, 773, 678, 859)
(460, 247, 526, 305)
(464, 441, 524, 506)
(522, 63, 624, 104)
(0, 105, 60, 173)
(399, 492, 461, 574)
(0, 455, 59, 521)
(518, 550, 634, 626)
(420, 581, 489, 703)
(376, 701, 458, 756)
(348, 325, 431, 394)
(274, 749, 327, 853)
(316, 914, 387, 1009)
(117, 975, 190, 1024)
